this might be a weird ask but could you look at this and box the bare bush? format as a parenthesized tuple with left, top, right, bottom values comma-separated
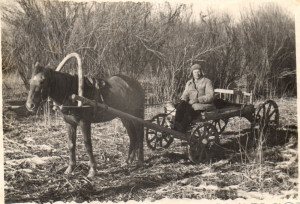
(239, 4, 295, 98)
(1, 0, 295, 99)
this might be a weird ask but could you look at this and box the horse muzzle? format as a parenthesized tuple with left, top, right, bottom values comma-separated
(25, 101, 36, 112)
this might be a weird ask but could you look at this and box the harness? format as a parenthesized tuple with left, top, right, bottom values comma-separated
(87, 77, 106, 119)
(50, 77, 107, 119)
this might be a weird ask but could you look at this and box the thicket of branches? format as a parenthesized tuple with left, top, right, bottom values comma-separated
(1, 0, 296, 101)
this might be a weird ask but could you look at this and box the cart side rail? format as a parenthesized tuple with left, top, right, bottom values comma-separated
(214, 88, 253, 104)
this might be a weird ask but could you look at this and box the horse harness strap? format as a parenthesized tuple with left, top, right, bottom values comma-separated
(87, 77, 108, 119)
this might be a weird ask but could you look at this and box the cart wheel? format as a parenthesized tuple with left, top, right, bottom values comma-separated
(212, 118, 228, 134)
(146, 113, 174, 150)
(255, 100, 279, 135)
(188, 123, 219, 164)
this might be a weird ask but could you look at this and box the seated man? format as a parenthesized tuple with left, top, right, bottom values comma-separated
(181, 63, 215, 111)
(174, 64, 215, 132)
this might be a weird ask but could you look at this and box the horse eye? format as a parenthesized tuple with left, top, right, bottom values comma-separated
(40, 80, 45, 85)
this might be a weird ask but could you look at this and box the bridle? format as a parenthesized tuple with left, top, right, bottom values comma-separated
(40, 86, 49, 102)
(27, 74, 50, 111)
(34, 84, 50, 110)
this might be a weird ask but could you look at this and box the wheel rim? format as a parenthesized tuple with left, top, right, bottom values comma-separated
(255, 100, 279, 134)
(188, 123, 219, 164)
(146, 114, 174, 150)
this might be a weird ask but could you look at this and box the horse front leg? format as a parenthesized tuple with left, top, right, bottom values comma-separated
(65, 122, 77, 175)
(79, 120, 96, 178)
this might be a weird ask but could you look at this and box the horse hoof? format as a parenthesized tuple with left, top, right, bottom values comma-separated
(87, 169, 96, 178)
(64, 166, 74, 175)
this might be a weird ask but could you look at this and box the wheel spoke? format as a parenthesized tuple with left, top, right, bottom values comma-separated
(163, 136, 170, 142)
(206, 126, 211, 136)
(156, 117, 160, 125)
(196, 130, 201, 142)
(210, 129, 216, 137)
(266, 103, 272, 117)
(208, 126, 214, 137)
(262, 105, 266, 117)
(203, 126, 208, 137)
(257, 108, 263, 121)
(217, 121, 221, 130)
(198, 147, 205, 161)
(268, 110, 276, 118)
(154, 130, 158, 139)
(149, 135, 157, 142)
(161, 116, 166, 126)
(212, 119, 227, 134)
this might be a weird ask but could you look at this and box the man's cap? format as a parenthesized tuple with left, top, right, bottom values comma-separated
(190, 64, 202, 72)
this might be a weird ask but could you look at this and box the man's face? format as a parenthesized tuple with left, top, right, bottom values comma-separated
(192, 69, 201, 80)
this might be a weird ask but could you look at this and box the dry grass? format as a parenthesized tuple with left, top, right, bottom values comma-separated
(3, 86, 298, 202)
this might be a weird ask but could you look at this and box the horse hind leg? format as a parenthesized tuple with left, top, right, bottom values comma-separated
(79, 120, 96, 178)
(65, 122, 77, 175)
(133, 120, 144, 167)
(121, 119, 137, 165)
(133, 108, 145, 167)
(127, 109, 144, 167)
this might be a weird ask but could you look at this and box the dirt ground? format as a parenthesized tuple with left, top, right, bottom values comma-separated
(3, 97, 298, 203)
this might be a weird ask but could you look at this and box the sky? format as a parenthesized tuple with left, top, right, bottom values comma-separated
(154, 0, 298, 20)
(51, 0, 298, 23)
(1, 0, 298, 17)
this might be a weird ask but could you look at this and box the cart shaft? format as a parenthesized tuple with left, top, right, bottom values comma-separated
(71, 94, 187, 139)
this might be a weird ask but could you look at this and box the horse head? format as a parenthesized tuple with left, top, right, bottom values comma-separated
(26, 63, 51, 112)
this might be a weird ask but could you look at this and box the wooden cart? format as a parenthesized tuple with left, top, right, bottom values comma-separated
(144, 89, 279, 163)
(71, 88, 279, 164)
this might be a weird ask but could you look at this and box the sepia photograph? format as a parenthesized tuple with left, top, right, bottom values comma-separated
(1, 0, 298, 203)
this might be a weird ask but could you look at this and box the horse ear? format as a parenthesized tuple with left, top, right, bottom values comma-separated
(45, 62, 51, 68)
(34, 62, 39, 68)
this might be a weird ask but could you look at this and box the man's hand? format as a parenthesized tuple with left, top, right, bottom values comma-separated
(198, 97, 205, 103)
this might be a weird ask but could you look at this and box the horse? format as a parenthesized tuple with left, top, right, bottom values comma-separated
(26, 64, 145, 178)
